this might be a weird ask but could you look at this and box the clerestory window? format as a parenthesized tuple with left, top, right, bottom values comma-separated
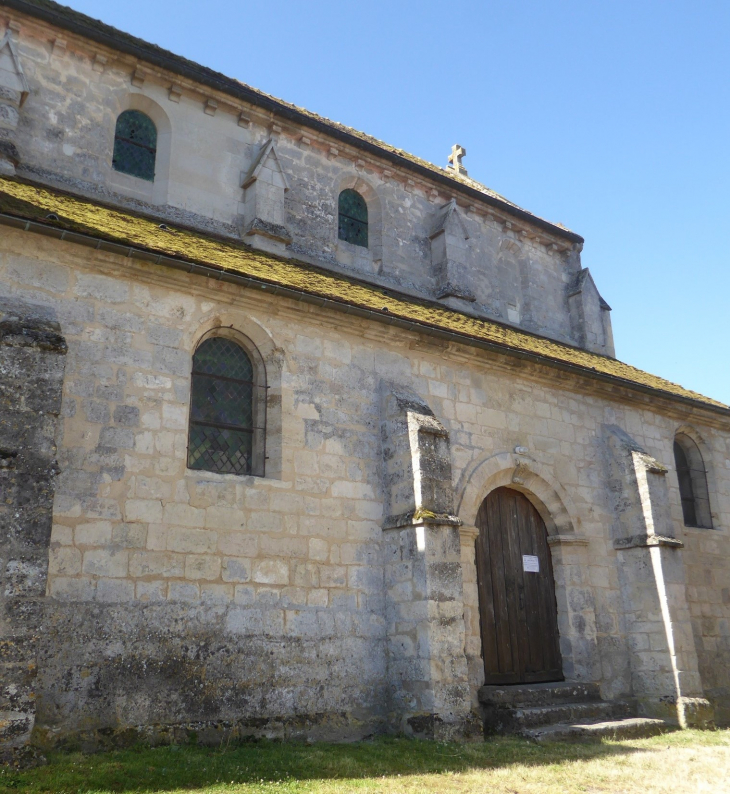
(112, 110, 157, 181)
(187, 336, 266, 477)
(338, 189, 368, 247)
(673, 433, 713, 528)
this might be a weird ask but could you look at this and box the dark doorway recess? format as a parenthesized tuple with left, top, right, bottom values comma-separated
(475, 486, 563, 685)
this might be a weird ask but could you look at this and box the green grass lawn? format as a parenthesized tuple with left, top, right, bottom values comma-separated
(2, 729, 729, 794)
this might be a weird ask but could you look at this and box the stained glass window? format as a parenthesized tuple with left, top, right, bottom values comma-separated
(338, 189, 368, 247)
(188, 337, 260, 476)
(112, 110, 157, 181)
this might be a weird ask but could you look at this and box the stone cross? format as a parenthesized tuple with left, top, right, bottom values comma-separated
(448, 143, 467, 176)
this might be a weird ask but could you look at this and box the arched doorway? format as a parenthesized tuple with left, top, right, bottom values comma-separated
(476, 487, 563, 684)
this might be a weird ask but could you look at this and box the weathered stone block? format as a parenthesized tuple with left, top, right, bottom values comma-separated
(184, 554, 221, 581)
(82, 548, 129, 578)
(252, 559, 289, 586)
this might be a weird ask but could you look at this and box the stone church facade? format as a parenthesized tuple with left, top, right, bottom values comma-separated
(1, 0, 729, 756)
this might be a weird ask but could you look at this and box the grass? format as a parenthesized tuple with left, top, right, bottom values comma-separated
(1, 730, 729, 794)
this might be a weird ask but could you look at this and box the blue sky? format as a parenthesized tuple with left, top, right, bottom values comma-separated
(66, 0, 730, 403)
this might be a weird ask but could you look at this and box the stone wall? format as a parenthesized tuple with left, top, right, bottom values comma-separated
(0, 225, 728, 745)
(4, 11, 613, 353)
(0, 304, 66, 762)
(680, 425, 730, 727)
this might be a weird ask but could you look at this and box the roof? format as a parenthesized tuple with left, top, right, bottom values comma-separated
(0, 176, 726, 414)
(3, 0, 583, 244)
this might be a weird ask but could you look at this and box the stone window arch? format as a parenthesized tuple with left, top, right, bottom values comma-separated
(112, 109, 157, 181)
(673, 432, 713, 528)
(108, 94, 172, 205)
(187, 329, 267, 477)
(338, 188, 368, 247)
(334, 175, 383, 274)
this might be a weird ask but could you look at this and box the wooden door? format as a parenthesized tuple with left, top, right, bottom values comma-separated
(475, 487, 563, 685)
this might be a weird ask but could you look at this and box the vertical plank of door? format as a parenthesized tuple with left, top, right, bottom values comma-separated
(487, 490, 516, 677)
(518, 495, 543, 675)
(501, 489, 529, 681)
(475, 501, 500, 680)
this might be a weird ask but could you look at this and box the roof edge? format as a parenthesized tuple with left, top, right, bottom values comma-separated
(0, 187, 726, 421)
(3, 0, 583, 244)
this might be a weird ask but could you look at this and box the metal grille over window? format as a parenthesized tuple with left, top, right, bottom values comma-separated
(112, 110, 157, 181)
(187, 337, 266, 476)
(673, 434, 713, 529)
(338, 188, 368, 247)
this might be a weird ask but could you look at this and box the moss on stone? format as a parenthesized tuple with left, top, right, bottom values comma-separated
(0, 176, 725, 412)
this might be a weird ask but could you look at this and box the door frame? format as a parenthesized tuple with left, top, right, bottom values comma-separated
(455, 453, 601, 695)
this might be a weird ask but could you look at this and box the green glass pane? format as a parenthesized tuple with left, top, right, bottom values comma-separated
(188, 424, 253, 475)
(112, 110, 157, 181)
(188, 336, 257, 476)
(193, 338, 253, 381)
(338, 215, 368, 247)
(338, 190, 368, 247)
(190, 373, 253, 428)
(338, 189, 368, 223)
(115, 110, 157, 147)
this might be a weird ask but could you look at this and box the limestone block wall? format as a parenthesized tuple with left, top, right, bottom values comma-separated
(673, 425, 730, 725)
(4, 12, 607, 352)
(0, 224, 729, 743)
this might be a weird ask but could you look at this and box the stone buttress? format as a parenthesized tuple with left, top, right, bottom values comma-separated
(380, 383, 480, 739)
(0, 307, 67, 763)
(605, 426, 714, 727)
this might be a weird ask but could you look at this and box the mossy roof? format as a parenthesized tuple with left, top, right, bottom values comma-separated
(0, 176, 726, 413)
(9, 0, 580, 243)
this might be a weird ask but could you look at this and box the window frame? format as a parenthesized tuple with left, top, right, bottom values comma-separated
(186, 329, 267, 478)
(673, 432, 713, 529)
(338, 188, 369, 248)
(112, 109, 158, 182)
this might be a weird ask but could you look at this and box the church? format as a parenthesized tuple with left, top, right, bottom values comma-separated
(1, 0, 729, 758)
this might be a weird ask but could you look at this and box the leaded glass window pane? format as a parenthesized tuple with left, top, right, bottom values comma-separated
(673, 435, 713, 529)
(188, 338, 256, 476)
(338, 189, 368, 247)
(674, 440, 697, 527)
(112, 110, 157, 181)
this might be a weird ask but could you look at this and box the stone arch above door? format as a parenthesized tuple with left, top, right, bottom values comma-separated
(455, 451, 579, 538)
(454, 452, 600, 699)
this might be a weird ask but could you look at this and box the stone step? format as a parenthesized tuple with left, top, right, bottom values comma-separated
(523, 717, 669, 743)
(479, 681, 601, 708)
(501, 700, 634, 731)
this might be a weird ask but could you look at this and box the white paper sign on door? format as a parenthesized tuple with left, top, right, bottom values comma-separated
(522, 554, 540, 573)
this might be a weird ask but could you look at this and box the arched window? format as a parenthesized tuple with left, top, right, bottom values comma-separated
(187, 336, 266, 477)
(673, 433, 712, 528)
(338, 189, 368, 247)
(112, 110, 157, 181)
